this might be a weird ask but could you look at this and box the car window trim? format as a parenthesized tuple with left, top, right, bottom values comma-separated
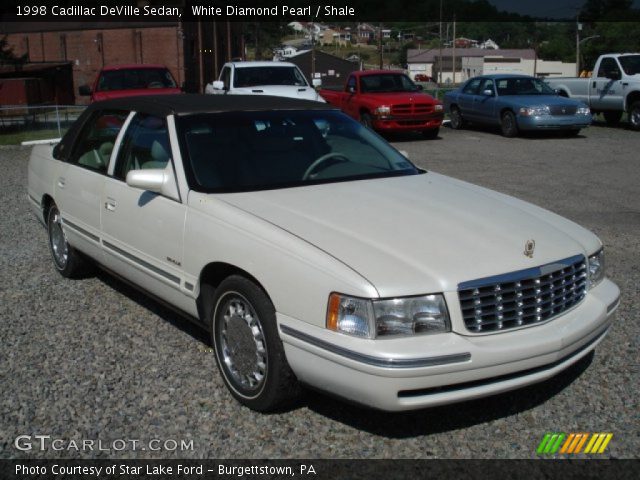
(108, 111, 183, 204)
(66, 108, 129, 176)
(107, 110, 136, 177)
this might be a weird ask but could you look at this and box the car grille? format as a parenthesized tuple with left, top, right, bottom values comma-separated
(458, 255, 587, 333)
(391, 104, 434, 115)
(549, 105, 578, 116)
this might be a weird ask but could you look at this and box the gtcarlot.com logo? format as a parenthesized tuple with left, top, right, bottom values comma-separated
(536, 432, 613, 455)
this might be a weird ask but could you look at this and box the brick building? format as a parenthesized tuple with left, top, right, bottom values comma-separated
(1, 21, 244, 104)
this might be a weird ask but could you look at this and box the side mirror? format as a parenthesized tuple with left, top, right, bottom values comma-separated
(126, 169, 179, 201)
(348, 86, 356, 94)
(312, 78, 322, 88)
(52, 143, 63, 160)
(78, 85, 92, 96)
(212, 80, 225, 90)
(415, 84, 424, 91)
(482, 89, 494, 96)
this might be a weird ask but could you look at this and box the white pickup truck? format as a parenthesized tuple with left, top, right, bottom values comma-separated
(205, 61, 324, 102)
(545, 53, 640, 129)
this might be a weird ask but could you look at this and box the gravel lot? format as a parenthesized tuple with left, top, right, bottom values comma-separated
(0, 122, 638, 459)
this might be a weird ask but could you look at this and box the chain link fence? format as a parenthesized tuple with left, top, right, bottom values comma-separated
(0, 105, 87, 145)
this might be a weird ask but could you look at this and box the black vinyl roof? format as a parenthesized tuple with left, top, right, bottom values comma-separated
(89, 94, 336, 116)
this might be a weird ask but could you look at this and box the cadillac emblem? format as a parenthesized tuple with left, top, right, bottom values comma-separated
(524, 239, 536, 258)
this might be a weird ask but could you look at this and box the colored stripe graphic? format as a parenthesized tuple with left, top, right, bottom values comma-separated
(537, 433, 612, 454)
(536, 433, 552, 454)
(597, 434, 613, 453)
(573, 433, 589, 453)
(560, 433, 575, 454)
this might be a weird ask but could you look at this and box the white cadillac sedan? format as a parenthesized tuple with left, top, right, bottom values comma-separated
(28, 95, 620, 412)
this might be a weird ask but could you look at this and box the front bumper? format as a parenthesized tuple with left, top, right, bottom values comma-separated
(517, 114, 593, 131)
(278, 278, 619, 411)
(372, 113, 444, 132)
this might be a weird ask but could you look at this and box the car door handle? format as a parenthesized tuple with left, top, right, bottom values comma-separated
(622, 82, 629, 86)
(104, 198, 117, 211)
(592, 81, 596, 88)
(57, 177, 66, 188)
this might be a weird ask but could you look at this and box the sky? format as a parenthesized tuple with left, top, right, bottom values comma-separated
(487, 0, 640, 18)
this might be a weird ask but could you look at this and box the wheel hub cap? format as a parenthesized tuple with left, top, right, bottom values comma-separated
(220, 298, 267, 391)
(50, 211, 68, 268)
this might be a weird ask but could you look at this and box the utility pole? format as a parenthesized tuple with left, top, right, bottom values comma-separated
(311, 21, 316, 80)
(378, 22, 383, 69)
(575, 16, 582, 76)
(452, 15, 456, 84)
(438, 0, 443, 85)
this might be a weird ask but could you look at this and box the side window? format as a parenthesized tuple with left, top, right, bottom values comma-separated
(69, 110, 127, 173)
(114, 114, 171, 181)
(496, 79, 509, 95)
(479, 78, 495, 94)
(597, 58, 621, 78)
(346, 75, 356, 93)
(220, 67, 231, 90)
(462, 78, 482, 94)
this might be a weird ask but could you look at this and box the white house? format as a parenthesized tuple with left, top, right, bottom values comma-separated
(407, 48, 576, 83)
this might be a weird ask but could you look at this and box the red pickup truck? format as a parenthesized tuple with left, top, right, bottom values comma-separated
(319, 70, 444, 138)
(78, 64, 181, 103)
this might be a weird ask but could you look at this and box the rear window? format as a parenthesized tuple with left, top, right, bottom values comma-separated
(97, 68, 177, 92)
(233, 67, 308, 88)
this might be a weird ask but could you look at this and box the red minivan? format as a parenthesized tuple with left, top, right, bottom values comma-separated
(79, 64, 182, 103)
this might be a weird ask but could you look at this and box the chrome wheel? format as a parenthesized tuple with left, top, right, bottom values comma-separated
(48, 207, 68, 270)
(450, 107, 463, 129)
(360, 112, 373, 129)
(630, 102, 640, 130)
(501, 111, 518, 137)
(210, 276, 300, 411)
(218, 293, 268, 394)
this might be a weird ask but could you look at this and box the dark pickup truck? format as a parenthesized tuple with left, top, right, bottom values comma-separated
(319, 70, 444, 138)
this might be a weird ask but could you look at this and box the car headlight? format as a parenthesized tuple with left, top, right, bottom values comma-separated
(519, 106, 550, 116)
(576, 106, 590, 115)
(326, 293, 374, 338)
(374, 105, 391, 117)
(326, 293, 450, 338)
(434, 104, 444, 112)
(588, 249, 605, 288)
(373, 294, 450, 337)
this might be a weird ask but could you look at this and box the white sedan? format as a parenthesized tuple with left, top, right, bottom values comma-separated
(27, 94, 620, 412)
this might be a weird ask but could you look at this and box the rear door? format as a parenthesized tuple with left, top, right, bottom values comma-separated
(473, 78, 498, 124)
(101, 113, 191, 310)
(589, 57, 625, 111)
(55, 109, 128, 260)
(457, 78, 482, 121)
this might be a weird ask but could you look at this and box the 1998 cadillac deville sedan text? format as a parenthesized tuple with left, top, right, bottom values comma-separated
(27, 95, 620, 411)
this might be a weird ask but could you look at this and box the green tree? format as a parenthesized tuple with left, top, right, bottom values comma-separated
(0, 35, 27, 66)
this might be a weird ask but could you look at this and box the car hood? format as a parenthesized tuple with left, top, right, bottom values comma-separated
(231, 86, 324, 102)
(215, 173, 600, 297)
(92, 88, 182, 102)
(359, 92, 438, 105)
(501, 95, 587, 108)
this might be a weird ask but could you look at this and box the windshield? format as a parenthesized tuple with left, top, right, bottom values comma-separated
(495, 77, 556, 96)
(176, 110, 420, 193)
(619, 55, 640, 75)
(360, 74, 420, 93)
(97, 68, 176, 91)
(233, 67, 308, 88)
